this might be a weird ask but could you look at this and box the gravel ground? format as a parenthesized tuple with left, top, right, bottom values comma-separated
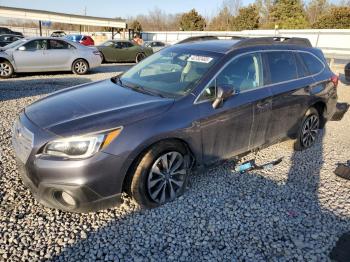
(0, 65, 350, 261)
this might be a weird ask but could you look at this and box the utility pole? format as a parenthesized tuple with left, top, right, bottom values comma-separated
(83, 6, 87, 33)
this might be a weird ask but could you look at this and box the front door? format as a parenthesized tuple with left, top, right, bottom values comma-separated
(13, 39, 50, 72)
(197, 52, 270, 163)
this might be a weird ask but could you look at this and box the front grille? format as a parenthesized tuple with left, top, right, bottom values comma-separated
(12, 119, 34, 164)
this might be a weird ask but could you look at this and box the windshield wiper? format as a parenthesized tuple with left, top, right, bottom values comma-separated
(123, 82, 165, 98)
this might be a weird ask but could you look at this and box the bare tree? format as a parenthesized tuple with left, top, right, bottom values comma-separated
(223, 0, 242, 16)
(306, 0, 330, 24)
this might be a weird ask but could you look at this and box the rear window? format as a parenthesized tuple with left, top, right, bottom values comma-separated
(266, 51, 298, 84)
(299, 52, 324, 75)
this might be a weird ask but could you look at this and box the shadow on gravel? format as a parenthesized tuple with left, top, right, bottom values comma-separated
(51, 129, 350, 261)
(0, 77, 92, 101)
(95, 64, 134, 73)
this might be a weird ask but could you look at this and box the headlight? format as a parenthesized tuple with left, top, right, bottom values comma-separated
(43, 128, 122, 159)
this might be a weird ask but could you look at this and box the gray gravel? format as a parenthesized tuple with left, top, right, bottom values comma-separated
(1, 65, 350, 261)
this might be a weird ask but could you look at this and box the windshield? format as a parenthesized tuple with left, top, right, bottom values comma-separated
(2, 38, 26, 50)
(120, 48, 220, 97)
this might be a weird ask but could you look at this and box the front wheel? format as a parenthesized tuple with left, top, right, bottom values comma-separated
(0, 60, 14, 79)
(72, 59, 89, 75)
(294, 107, 320, 151)
(130, 141, 189, 208)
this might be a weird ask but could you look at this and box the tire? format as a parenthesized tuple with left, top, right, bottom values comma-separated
(72, 59, 89, 75)
(100, 53, 106, 63)
(130, 141, 189, 208)
(294, 107, 320, 151)
(135, 53, 146, 63)
(0, 60, 14, 79)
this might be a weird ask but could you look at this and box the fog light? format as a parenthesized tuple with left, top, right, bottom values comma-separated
(61, 192, 76, 206)
(54, 191, 77, 208)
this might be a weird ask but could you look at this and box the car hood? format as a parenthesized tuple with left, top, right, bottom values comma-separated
(25, 79, 174, 137)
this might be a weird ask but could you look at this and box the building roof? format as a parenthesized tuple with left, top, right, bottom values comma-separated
(0, 5, 126, 28)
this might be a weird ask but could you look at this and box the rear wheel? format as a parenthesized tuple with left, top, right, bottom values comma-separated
(0, 60, 14, 79)
(294, 107, 320, 151)
(135, 53, 146, 63)
(130, 141, 189, 208)
(72, 59, 89, 75)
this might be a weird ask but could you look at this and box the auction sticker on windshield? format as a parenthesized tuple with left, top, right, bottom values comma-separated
(188, 55, 213, 63)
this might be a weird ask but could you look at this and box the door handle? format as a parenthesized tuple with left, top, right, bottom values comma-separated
(257, 100, 271, 109)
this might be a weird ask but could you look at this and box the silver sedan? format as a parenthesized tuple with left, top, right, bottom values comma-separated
(0, 37, 102, 78)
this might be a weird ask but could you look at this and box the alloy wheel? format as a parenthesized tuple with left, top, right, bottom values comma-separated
(147, 151, 187, 204)
(0, 62, 12, 77)
(301, 114, 319, 148)
(74, 61, 87, 74)
(136, 53, 146, 63)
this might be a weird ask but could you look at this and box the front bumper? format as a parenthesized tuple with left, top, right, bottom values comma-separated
(12, 113, 126, 213)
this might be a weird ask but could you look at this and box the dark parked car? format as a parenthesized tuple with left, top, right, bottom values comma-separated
(65, 34, 94, 46)
(0, 26, 23, 37)
(13, 37, 340, 212)
(0, 34, 23, 47)
(345, 62, 350, 82)
(97, 40, 153, 63)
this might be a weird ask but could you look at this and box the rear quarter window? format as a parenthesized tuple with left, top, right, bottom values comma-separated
(299, 52, 325, 75)
(266, 51, 298, 84)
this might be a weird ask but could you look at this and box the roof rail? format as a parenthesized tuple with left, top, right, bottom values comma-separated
(233, 37, 312, 49)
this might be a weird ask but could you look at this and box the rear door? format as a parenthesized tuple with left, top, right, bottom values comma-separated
(265, 50, 314, 142)
(46, 39, 75, 70)
(13, 39, 50, 72)
(121, 41, 138, 62)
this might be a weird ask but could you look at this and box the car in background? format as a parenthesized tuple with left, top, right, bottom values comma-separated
(66, 34, 94, 46)
(97, 40, 153, 63)
(12, 37, 340, 212)
(51, 31, 67, 38)
(143, 41, 167, 53)
(0, 34, 24, 47)
(0, 37, 101, 78)
(345, 62, 350, 82)
(0, 27, 23, 37)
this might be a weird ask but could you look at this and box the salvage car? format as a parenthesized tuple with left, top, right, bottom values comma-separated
(0, 37, 102, 78)
(13, 37, 340, 212)
(97, 40, 153, 63)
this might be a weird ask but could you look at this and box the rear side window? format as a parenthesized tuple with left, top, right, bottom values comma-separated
(49, 40, 72, 49)
(266, 51, 298, 84)
(299, 52, 324, 75)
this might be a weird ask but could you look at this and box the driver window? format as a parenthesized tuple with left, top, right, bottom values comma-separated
(197, 53, 263, 102)
(114, 42, 122, 49)
(23, 40, 48, 51)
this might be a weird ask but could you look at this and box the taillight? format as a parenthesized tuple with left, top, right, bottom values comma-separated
(331, 75, 339, 88)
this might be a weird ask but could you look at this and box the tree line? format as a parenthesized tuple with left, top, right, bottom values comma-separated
(130, 0, 350, 32)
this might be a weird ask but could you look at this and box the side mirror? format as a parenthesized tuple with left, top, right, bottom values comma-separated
(212, 85, 235, 109)
(18, 46, 26, 51)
